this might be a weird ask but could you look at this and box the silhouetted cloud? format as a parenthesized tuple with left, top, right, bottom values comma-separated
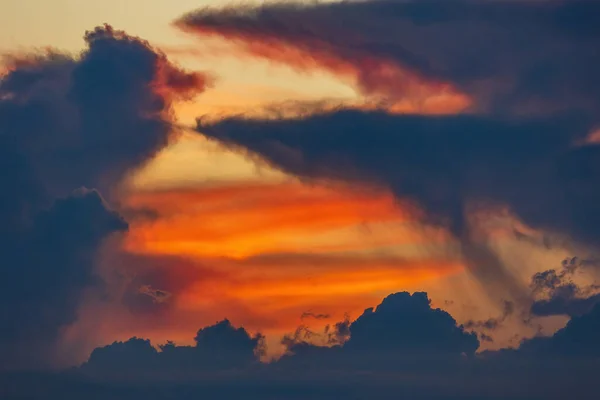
(82, 319, 265, 376)
(9, 291, 600, 398)
(1, 25, 207, 198)
(520, 303, 600, 358)
(278, 292, 479, 372)
(300, 312, 330, 321)
(0, 189, 127, 369)
(0, 24, 207, 369)
(343, 292, 478, 357)
(198, 111, 595, 242)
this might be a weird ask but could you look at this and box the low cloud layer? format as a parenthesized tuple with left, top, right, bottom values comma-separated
(12, 291, 596, 399)
(82, 319, 264, 376)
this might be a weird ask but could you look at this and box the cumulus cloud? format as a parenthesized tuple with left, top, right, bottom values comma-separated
(82, 319, 265, 376)
(82, 292, 479, 376)
(278, 292, 479, 372)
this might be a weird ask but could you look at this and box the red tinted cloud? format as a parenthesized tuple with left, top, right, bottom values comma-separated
(177, 1, 600, 116)
(176, 7, 470, 114)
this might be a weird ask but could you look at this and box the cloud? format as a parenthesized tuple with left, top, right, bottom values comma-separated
(81, 319, 264, 376)
(0, 25, 208, 369)
(182, 0, 600, 307)
(0, 189, 127, 369)
(80, 292, 479, 378)
(300, 312, 330, 321)
(343, 292, 479, 358)
(178, 0, 600, 116)
(8, 291, 600, 398)
(520, 302, 600, 358)
(198, 110, 597, 303)
(464, 300, 514, 331)
(529, 257, 600, 317)
(279, 292, 479, 372)
(1, 25, 208, 198)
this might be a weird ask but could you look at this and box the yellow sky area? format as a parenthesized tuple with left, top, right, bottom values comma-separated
(0, 0, 357, 129)
(129, 132, 288, 190)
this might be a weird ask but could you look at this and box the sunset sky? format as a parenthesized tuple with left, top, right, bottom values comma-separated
(1, 1, 599, 398)
(0, 0, 498, 352)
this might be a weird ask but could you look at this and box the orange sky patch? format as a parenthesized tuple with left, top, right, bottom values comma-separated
(123, 181, 424, 258)
(177, 254, 462, 315)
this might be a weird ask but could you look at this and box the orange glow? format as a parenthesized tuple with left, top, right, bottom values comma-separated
(178, 255, 462, 311)
(97, 181, 463, 351)
(123, 182, 418, 258)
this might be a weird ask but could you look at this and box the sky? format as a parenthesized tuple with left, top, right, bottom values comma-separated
(1, 0, 600, 399)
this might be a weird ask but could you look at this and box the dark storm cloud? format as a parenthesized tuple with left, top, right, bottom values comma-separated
(178, 0, 600, 116)
(0, 25, 207, 369)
